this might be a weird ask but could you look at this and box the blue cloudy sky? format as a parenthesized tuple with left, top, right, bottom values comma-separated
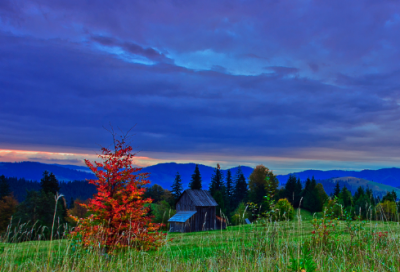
(1, 0, 400, 174)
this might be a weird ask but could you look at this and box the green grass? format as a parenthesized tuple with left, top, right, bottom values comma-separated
(1, 210, 400, 271)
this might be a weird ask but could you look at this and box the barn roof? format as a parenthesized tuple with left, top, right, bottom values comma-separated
(168, 211, 197, 222)
(179, 189, 218, 207)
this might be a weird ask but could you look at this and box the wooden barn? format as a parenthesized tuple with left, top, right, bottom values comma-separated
(168, 189, 225, 232)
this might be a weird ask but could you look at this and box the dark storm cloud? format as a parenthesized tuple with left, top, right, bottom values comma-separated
(1, 0, 400, 167)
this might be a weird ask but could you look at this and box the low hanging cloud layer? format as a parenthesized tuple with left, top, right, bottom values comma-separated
(1, 0, 400, 173)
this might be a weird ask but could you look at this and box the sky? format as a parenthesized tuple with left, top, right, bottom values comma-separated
(1, 0, 400, 174)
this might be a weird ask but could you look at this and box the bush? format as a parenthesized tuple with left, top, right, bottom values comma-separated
(376, 200, 398, 221)
(323, 198, 342, 219)
(275, 198, 294, 221)
(151, 200, 176, 230)
(231, 202, 251, 225)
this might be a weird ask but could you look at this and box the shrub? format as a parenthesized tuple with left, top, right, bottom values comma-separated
(323, 197, 342, 219)
(275, 198, 295, 221)
(376, 200, 398, 221)
(231, 202, 251, 225)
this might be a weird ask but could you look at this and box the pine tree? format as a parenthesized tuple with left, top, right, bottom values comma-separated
(189, 164, 202, 190)
(40, 171, 60, 195)
(209, 164, 225, 196)
(294, 178, 303, 208)
(302, 177, 318, 212)
(232, 166, 248, 209)
(382, 190, 397, 202)
(0, 175, 11, 199)
(340, 186, 353, 208)
(171, 172, 183, 202)
(225, 169, 234, 215)
(365, 186, 375, 206)
(284, 175, 297, 205)
(310, 176, 317, 190)
(209, 164, 226, 214)
(333, 181, 341, 197)
(353, 186, 365, 203)
(12, 190, 68, 239)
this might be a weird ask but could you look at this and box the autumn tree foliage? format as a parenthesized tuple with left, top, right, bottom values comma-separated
(0, 195, 18, 233)
(70, 135, 165, 252)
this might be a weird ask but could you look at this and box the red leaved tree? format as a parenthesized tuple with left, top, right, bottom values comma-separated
(70, 134, 165, 252)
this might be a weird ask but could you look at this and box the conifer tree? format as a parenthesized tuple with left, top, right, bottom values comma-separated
(12, 189, 68, 239)
(303, 177, 311, 197)
(302, 177, 318, 212)
(284, 175, 297, 205)
(0, 175, 11, 199)
(310, 176, 317, 190)
(294, 178, 303, 208)
(171, 172, 183, 202)
(189, 164, 202, 190)
(340, 186, 353, 208)
(209, 164, 226, 214)
(40, 171, 60, 195)
(365, 186, 375, 205)
(353, 186, 365, 203)
(333, 181, 341, 197)
(225, 169, 234, 215)
(209, 164, 225, 196)
(232, 166, 248, 209)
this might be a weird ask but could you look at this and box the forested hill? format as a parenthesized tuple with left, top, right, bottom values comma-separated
(0, 162, 254, 189)
(314, 177, 400, 198)
(2, 161, 400, 192)
(0, 162, 95, 181)
(276, 168, 400, 188)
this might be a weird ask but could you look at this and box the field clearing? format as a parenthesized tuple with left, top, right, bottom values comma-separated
(1, 211, 400, 271)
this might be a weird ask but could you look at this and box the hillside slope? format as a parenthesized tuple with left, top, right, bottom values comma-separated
(317, 176, 400, 197)
(276, 168, 400, 187)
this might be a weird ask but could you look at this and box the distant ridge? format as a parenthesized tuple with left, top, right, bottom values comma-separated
(315, 177, 400, 197)
(1, 162, 400, 193)
(0, 161, 254, 189)
(276, 168, 400, 188)
(0, 162, 95, 181)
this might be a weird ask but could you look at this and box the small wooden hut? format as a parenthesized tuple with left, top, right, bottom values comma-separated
(168, 189, 223, 232)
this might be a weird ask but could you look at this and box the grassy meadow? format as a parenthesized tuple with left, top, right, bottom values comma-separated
(1, 209, 400, 271)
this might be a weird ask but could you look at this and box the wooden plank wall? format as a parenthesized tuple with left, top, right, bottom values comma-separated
(176, 193, 196, 212)
(195, 206, 216, 231)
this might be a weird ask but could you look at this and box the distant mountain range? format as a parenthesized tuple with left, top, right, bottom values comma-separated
(1, 162, 400, 196)
(276, 168, 400, 188)
(314, 177, 400, 197)
(0, 162, 254, 189)
(0, 162, 95, 182)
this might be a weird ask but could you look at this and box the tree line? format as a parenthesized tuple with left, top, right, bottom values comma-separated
(168, 164, 400, 222)
(2, 163, 400, 236)
(0, 172, 70, 237)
